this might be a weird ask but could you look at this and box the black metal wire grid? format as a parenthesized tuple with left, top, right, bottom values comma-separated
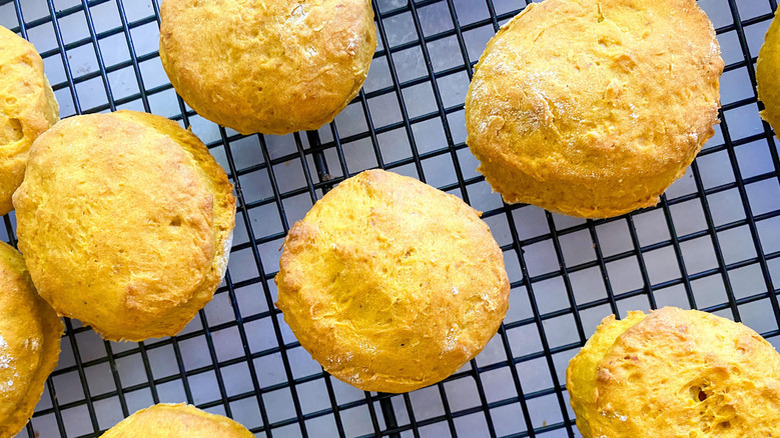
(1, 0, 779, 436)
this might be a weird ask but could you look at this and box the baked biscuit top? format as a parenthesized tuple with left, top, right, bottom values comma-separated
(465, 0, 723, 218)
(276, 170, 510, 393)
(0, 25, 59, 216)
(13, 111, 235, 341)
(159, 0, 376, 135)
(0, 241, 62, 438)
(567, 307, 780, 437)
(101, 404, 253, 437)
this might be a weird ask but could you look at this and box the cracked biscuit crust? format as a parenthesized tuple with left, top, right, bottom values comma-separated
(465, 0, 723, 218)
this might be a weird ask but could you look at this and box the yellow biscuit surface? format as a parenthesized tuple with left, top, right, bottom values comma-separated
(567, 307, 780, 437)
(0, 25, 59, 216)
(757, 11, 780, 134)
(0, 241, 63, 438)
(465, 0, 723, 218)
(100, 404, 253, 437)
(13, 110, 235, 342)
(159, 0, 377, 135)
(276, 170, 510, 393)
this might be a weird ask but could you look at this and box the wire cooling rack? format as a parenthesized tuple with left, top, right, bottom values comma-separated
(2, 0, 780, 436)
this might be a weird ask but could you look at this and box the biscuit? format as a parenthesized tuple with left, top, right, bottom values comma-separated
(13, 110, 236, 342)
(100, 404, 253, 437)
(566, 307, 780, 437)
(757, 11, 780, 134)
(0, 241, 63, 438)
(465, 0, 723, 218)
(276, 169, 510, 393)
(0, 25, 59, 216)
(159, 0, 376, 135)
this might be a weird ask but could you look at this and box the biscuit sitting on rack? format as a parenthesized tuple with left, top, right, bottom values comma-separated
(757, 10, 780, 136)
(566, 307, 780, 437)
(0, 241, 63, 438)
(276, 169, 510, 393)
(465, 0, 724, 218)
(0, 25, 59, 217)
(100, 403, 253, 437)
(12, 110, 236, 342)
(158, 0, 377, 136)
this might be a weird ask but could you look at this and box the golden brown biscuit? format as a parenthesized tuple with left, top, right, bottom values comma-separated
(13, 110, 236, 342)
(465, 0, 723, 218)
(757, 11, 780, 134)
(159, 0, 377, 135)
(567, 307, 780, 437)
(0, 241, 63, 438)
(0, 25, 59, 216)
(276, 169, 510, 393)
(100, 403, 253, 437)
